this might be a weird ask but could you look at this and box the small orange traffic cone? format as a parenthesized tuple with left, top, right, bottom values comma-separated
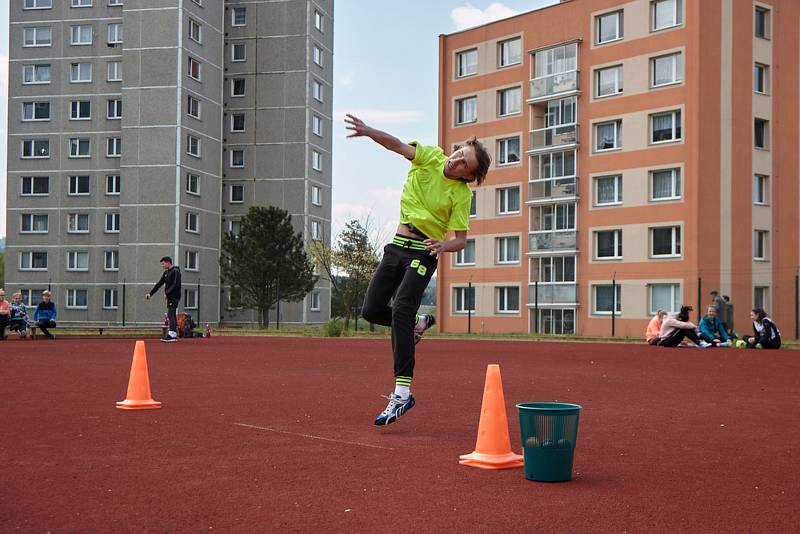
(459, 364, 523, 469)
(116, 341, 162, 410)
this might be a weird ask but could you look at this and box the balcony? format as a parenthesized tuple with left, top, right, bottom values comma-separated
(528, 177, 578, 204)
(529, 71, 579, 102)
(528, 283, 578, 306)
(528, 230, 577, 254)
(529, 124, 579, 153)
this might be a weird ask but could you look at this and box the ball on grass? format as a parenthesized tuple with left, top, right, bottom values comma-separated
(524, 436, 540, 448)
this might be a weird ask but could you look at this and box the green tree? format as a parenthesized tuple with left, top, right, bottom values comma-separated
(220, 206, 316, 328)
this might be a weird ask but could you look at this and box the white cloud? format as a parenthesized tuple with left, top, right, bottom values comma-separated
(337, 71, 354, 89)
(451, 2, 520, 31)
(334, 109, 425, 126)
(332, 187, 402, 245)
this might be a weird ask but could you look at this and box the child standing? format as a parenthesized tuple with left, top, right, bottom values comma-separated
(346, 114, 491, 426)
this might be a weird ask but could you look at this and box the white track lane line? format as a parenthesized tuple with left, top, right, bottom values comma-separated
(234, 422, 396, 451)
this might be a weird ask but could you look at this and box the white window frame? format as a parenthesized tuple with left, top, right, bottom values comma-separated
(497, 187, 520, 215)
(103, 289, 119, 310)
(753, 174, 769, 205)
(106, 137, 122, 158)
(456, 96, 477, 125)
(595, 65, 623, 98)
(497, 286, 520, 313)
(70, 25, 92, 46)
(310, 291, 321, 311)
(107, 99, 122, 119)
(24, 26, 52, 47)
(454, 239, 476, 266)
(229, 220, 242, 236)
(595, 230, 623, 260)
(107, 23, 123, 44)
(593, 284, 622, 315)
(71, 0, 92, 7)
(186, 173, 200, 195)
(312, 151, 322, 171)
(187, 135, 201, 157)
(649, 283, 680, 314)
(104, 250, 119, 271)
(22, 101, 50, 121)
(187, 57, 201, 81)
(20, 213, 49, 234)
(313, 45, 323, 66)
(595, 174, 623, 206)
(105, 212, 120, 233)
(595, 120, 622, 152)
(21, 176, 50, 196)
(21, 139, 50, 159)
(68, 175, 90, 196)
(497, 137, 520, 166)
(456, 48, 478, 78)
(187, 95, 201, 119)
(69, 137, 91, 158)
(754, 63, 768, 94)
(651, 0, 682, 32)
(231, 78, 245, 97)
(70, 100, 91, 120)
(535, 255, 577, 283)
(650, 110, 682, 144)
(311, 185, 322, 206)
(650, 226, 681, 258)
(596, 10, 624, 45)
(23, 64, 51, 84)
(498, 87, 521, 117)
(754, 6, 770, 39)
(312, 79, 323, 102)
(66, 289, 88, 310)
(498, 38, 521, 68)
(184, 289, 198, 310)
(24, 0, 52, 9)
(753, 230, 769, 261)
(109, 0, 123, 6)
(230, 149, 245, 168)
(106, 175, 121, 195)
(232, 7, 247, 26)
(231, 42, 245, 62)
(230, 113, 245, 133)
(185, 212, 199, 234)
(312, 115, 323, 136)
(314, 10, 323, 32)
(311, 220, 321, 240)
(70, 63, 92, 83)
(188, 19, 202, 43)
(229, 184, 244, 204)
(650, 168, 682, 201)
(185, 250, 199, 272)
(754, 286, 769, 310)
(19, 251, 49, 271)
(496, 236, 520, 264)
(67, 251, 89, 272)
(107, 61, 122, 82)
(754, 118, 769, 149)
(453, 286, 476, 314)
(651, 53, 682, 87)
(67, 213, 90, 233)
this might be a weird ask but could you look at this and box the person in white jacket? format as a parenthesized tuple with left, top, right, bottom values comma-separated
(658, 305, 711, 348)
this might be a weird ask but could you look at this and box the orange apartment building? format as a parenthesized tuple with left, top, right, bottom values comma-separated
(436, 0, 799, 337)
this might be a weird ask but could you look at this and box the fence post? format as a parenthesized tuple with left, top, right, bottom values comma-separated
(697, 276, 702, 323)
(122, 279, 126, 326)
(467, 281, 472, 335)
(534, 280, 539, 334)
(611, 276, 616, 337)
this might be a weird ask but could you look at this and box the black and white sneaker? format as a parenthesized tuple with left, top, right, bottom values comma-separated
(160, 335, 177, 343)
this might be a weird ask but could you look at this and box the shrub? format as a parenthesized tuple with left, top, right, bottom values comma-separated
(323, 318, 343, 337)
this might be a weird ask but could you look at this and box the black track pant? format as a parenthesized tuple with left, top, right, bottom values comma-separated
(361, 236, 437, 379)
(167, 299, 179, 333)
(658, 328, 701, 347)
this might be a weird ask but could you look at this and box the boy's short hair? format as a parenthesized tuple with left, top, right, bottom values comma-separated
(42, 290, 51, 296)
(160, 256, 173, 264)
(456, 137, 492, 186)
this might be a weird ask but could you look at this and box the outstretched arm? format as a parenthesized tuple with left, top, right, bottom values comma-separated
(425, 230, 468, 259)
(345, 114, 416, 160)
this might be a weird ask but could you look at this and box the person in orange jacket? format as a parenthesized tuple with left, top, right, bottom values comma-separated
(645, 310, 667, 345)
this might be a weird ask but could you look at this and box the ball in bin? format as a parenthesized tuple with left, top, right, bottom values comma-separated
(557, 438, 572, 449)
(541, 440, 556, 449)
(525, 436, 540, 448)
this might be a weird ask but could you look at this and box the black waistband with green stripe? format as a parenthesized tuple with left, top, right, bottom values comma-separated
(392, 234, 428, 251)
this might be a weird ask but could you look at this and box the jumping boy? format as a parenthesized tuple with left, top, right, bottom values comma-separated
(345, 113, 491, 426)
(145, 256, 182, 343)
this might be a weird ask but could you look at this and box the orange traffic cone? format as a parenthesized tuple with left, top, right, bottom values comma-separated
(459, 364, 523, 469)
(116, 341, 162, 410)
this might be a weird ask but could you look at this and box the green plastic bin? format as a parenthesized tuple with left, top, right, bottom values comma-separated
(516, 402, 581, 482)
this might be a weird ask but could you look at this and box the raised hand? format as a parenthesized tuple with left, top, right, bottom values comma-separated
(345, 114, 369, 138)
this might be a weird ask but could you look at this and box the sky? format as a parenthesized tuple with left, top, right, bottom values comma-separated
(0, 0, 559, 241)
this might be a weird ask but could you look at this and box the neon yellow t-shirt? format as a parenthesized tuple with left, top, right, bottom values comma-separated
(398, 142, 473, 241)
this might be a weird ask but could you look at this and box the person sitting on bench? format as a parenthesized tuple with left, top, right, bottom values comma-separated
(33, 290, 57, 340)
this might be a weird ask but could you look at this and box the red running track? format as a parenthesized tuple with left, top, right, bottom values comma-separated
(1, 337, 799, 532)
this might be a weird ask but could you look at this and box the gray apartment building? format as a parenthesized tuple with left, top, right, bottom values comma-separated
(6, 0, 333, 326)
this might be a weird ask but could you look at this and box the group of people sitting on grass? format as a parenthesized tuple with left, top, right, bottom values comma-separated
(0, 289, 58, 340)
(646, 304, 781, 349)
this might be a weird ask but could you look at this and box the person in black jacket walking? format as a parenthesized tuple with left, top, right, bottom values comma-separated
(146, 256, 182, 343)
